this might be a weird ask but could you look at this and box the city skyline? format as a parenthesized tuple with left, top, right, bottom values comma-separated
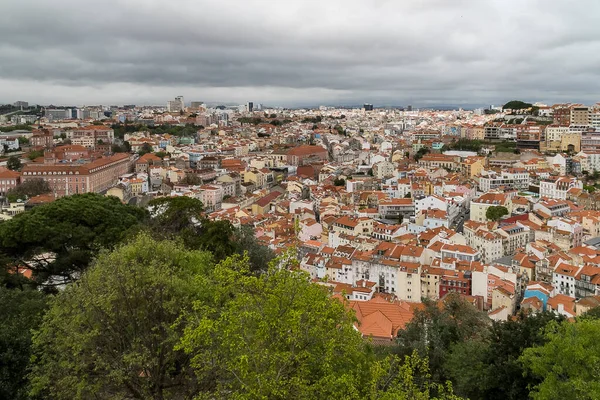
(3, 0, 600, 106)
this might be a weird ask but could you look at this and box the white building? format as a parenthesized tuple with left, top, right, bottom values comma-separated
(553, 264, 581, 298)
(478, 169, 530, 192)
(167, 96, 185, 112)
(415, 195, 460, 225)
(539, 177, 583, 200)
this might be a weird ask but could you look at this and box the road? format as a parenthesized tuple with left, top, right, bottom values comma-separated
(454, 209, 470, 233)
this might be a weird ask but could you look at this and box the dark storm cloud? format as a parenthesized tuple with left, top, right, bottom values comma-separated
(2, 0, 600, 106)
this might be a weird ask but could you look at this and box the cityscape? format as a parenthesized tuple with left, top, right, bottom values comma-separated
(2, 0, 600, 399)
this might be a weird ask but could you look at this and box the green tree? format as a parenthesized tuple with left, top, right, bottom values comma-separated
(0, 193, 147, 286)
(138, 142, 153, 155)
(232, 225, 275, 273)
(180, 256, 373, 399)
(414, 147, 430, 161)
(521, 319, 600, 400)
(27, 150, 44, 160)
(29, 234, 213, 400)
(445, 312, 564, 400)
(148, 196, 230, 259)
(581, 306, 600, 319)
(17, 136, 29, 146)
(6, 155, 21, 171)
(111, 142, 130, 153)
(0, 288, 47, 400)
(180, 173, 202, 185)
(370, 352, 462, 400)
(334, 177, 346, 186)
(6, 178, 50, 202)
(396, 294, 489, 383)
(195, 220, 236, 262)
(148, 196, 205, 240)
(147, 196, 269, 266)
(486, 206, 509, 222)
(502, 100, 533, 110)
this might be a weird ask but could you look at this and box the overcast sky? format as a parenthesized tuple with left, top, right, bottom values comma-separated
(2, 0, 600, 107)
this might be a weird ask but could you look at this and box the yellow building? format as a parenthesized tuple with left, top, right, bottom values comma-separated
(243, 169, 266, 189)
(471, 126, 485, 140)
(560, 133, 581, 153)
(461, 156, 485, 178)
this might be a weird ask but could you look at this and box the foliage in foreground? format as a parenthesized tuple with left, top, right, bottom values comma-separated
(0, 193, 148, 286)
(0, 288, 47, 400)
(29, 235, 460, 400)
(521, 318, 600, 400)
(29, 235, 213, 399)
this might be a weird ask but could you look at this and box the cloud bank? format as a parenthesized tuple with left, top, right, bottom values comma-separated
(2, 0, 600, 106)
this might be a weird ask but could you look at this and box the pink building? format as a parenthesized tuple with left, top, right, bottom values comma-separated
(0, 168, 20, 196)
(21, 153, 133, 197)
(198, 185, 223, 212)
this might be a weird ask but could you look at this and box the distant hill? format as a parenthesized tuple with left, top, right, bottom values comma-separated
(503, 100, 532, 110)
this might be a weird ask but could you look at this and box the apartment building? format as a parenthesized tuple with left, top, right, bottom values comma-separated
(570, 106, 590, 126)
(470, 192, 512, 223)
(330, 216, 374, 237)
(516, 123, 544, 150)
(547, 218, 584, 250)
(533, 199, 570, 219)
(496, 223, 531, 256)
(439, 270, 472, 298)
(69, 125, 115, 148)
(0, 168, 20, 196)
(286, 145, 328, 166)
(378, 198, 414, 219)
(440, 243, 481, 263)
(417, 154, 459, 170)
(464, 222, 504, 263)
(372, 160, 395, 179)
(415, 195, 460, 225)
(478, 169, 530, 192)
(21, 153, 133, 198)
(539, 177, 583, 200)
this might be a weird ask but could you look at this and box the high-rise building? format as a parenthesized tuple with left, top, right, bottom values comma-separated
(571, 106, 590, 126)
(407, 105, 413, 112)
(247, 102, 254, 112)
(13, 101, 28, 109)
(45, 109, 67, 121)
(167, 96, 185, 112)
(363, 103, 374, 111)
(191, 101, 204, 109)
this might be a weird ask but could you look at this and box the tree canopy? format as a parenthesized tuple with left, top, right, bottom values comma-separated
(503, 100, 533, 110)
(396, 294, 489, 383)
(29, 234, 213, 400)
(147, 196, 273, 271)
(445, 312, 564, 400)
(0, 288, 47, 400)
(486, 206, 509, 222)
(0, 193, 147, 286)
(29, 237, 460, 400)
(6, 155, 21, 171)
(521, 319, 600, 400)
(6, 179, 50, 203)
(334, 177, 346, 186)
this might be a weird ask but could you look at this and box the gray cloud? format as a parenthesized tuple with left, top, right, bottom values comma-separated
(2, 0, 600, 107)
